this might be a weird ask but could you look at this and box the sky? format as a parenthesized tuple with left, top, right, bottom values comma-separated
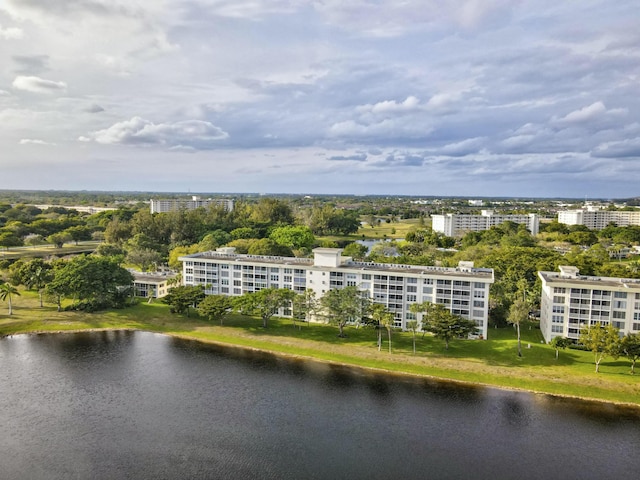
(1, 1, 639, 198)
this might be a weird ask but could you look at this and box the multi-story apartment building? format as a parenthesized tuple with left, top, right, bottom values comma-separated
(180, 247, 494, 338)
(431, 210, 539, 237)
(538, 266, 640, 343)
(150, 196, 234, 214)
(558, 209, 640, 230)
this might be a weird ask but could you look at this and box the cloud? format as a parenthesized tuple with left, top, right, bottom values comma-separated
(0, 25, 23, 39)
(356, 96, 420, 115)
(12, 75, 67, 94)
(86, 117, 229, 149)
(328, 153, 368, 162)
(591, 137, 640, 159)
(553, 101, 606, 124)
(19, 138, 56, 146)
(12, 55, 49, 75)
(439, 137, 486, 156)
(83, 104, 105, 113)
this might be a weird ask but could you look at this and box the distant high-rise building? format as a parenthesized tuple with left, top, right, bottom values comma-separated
(558, 209, 640, 230)
(431, 210, 539, 237)
(150, 196, 234, 214)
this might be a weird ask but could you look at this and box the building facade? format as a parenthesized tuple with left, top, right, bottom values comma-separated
(180, 247, 494, 338)
(131, 272, 175, 299)
(150, 196, 234, 214)
(558, 209, 640, 229)
(431, 210, 539, 237)
(538, 266, 640, 343)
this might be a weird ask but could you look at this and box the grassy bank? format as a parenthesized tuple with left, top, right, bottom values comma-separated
(2, 291, 639, 407)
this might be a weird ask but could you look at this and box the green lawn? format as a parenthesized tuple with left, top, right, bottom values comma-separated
(1, 290, 639, 406)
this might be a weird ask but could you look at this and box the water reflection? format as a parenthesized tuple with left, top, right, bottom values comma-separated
(1, 331, 639, 480)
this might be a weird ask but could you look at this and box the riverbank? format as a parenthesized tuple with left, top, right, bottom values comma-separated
(1, 294, 639, 407)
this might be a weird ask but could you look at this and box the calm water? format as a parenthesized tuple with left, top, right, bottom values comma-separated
(1, 331, 639, 480)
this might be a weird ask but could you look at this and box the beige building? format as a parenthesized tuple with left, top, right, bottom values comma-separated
(538, 266, 640, 343)
(179, 247, 495, 338)
(132, 272, 175, 299)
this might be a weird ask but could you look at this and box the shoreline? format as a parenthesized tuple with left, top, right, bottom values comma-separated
(5, 326, 640, 411)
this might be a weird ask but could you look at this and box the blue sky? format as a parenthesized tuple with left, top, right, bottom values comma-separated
(1, 1, 639, 197)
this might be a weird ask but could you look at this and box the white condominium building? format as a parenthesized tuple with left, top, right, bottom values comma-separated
(558, 209, 640, 230)
(150, 196, 234, 214)
(538, 266, 640, 343)
(431, 210, 539, 237)
(180, 247, 495, 338)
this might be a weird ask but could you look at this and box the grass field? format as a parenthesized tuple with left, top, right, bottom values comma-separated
(2, 290, 639, 407)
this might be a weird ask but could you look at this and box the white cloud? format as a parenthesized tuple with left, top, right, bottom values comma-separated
(87, 117, 229, 149)
(553, 101, 606, 124)
(19, 138, 56, 146)
(356, 96, 421, 115)
(0, 25, 23, 39)
(12, 75, 67, 94)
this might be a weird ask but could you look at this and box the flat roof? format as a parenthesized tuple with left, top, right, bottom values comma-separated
(181, 252, 494, 280)
(539, 271, 640, 291)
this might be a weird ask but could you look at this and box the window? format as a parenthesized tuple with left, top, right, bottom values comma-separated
(553, 287, 566, 294)
(614, 301, 627, 309)
(552, 325, 564, 333)
(474, 282, 485, 289)
(552, 305, 565, 314)
(472, 310, 484, 318)
(362, 274, 371, 280)
(552, 315, 564, 323)
(406, 294, 417, 302)
(553, 296, 565, 304)
(613, 311, 626, 319)
(407, 277, 417, 284)
(423, 286, 433, 294)
(473, 300, 484, 308)
(614, 291, 627, 299)
(406, 285, 417, 293)
(613, 321, 625, 329)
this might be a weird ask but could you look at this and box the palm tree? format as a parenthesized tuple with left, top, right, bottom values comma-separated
(26, 266, 50, 308)
(0, 282, 21, 315)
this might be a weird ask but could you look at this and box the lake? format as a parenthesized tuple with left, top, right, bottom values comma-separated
(1, 331, 639, 479)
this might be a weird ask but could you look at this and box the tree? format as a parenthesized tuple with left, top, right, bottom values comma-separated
(292, 289, 318, 329)
(63, 225, 93, 245)
(198, 294, 233, 325)
(269, 225, 315, 251)
(162, 285, 206, 317)
(406, 320, 419, 355)
(126, 247, 162, 272)
(370, 304, 392, 351)
(410, 301, 438, 339)
(381, 308, 395, 354)
(579, 323, 620, 373)
(507, 297, 529, 357)
(424, 306, 477, 350)
(46, 255, 134, 310)
(47, 232, 71, 248)
(0, 282, 20, 315)
(0, 232, 23, 250)
(320, 286, 371, 337)
(619, 333, 640, 374)
(342, 242, 368, 260)
(550, 336, 572, 360)
(234, 288, 295, 328)
(11, 258, 54, 307)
